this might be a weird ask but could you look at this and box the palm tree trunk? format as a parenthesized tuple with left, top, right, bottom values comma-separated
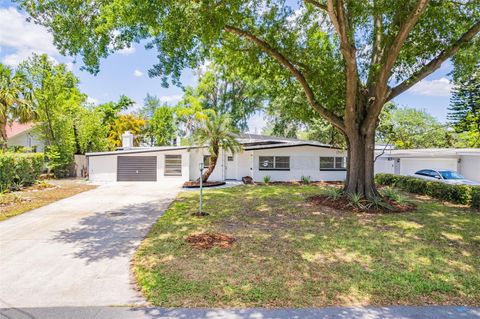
(201, 155, 218, 182)
(0, 118, 8, 149)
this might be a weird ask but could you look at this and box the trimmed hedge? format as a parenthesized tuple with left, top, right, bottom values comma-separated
(375, 173, 480, 210)
(0, 152, 44, 192)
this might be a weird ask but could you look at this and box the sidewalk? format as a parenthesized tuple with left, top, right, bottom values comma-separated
(1, 306, 479, 319)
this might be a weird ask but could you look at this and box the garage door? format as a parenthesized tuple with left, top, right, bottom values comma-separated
(400, 158, 458, 176)
(117, 156, 157, 181)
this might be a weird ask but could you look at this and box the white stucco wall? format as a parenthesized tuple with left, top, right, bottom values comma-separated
(399, 157, 458, 176)
(88, 149, 190, 183)
(7, 131, 44, 152)
(459, 155, 480, 182)
(374, 157, 395, 174)
(250, 146, 347, 182)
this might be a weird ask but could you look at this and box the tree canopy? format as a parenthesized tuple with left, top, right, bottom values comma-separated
(19, 0, 480, 197)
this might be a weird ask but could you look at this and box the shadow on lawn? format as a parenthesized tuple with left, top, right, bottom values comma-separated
(53, 198, 173, 263)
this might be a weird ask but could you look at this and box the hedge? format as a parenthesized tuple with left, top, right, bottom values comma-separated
(0, 152, 44, 192)
(375, 173, 480, 210)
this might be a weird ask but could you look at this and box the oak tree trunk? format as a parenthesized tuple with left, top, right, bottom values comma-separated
(343, 119, 379, 199)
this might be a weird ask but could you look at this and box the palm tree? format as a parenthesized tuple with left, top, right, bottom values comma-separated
(193, 114, 241, 182)
(0, 63, 36, 149)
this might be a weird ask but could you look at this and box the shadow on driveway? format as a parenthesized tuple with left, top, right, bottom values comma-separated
(53, 198, 173, 264)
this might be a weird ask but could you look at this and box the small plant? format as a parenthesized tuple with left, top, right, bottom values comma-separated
(367, 196, 393, 211)
(301, 175, 311, 184)
(347, 193, 368, 210)
(325, 187, 343, 200)
(381, 186, 400, 201)
(263, 175, 272, 184)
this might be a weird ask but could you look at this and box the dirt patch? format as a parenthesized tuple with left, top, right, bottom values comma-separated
(186, 232, 236, 249)
(308, 195, 416, 214)
(183, 181, 226, 188)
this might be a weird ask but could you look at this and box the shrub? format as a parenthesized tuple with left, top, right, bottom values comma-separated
(301, 175, 311, 184)
(0, 152, 44, 192)
(45, 146, 72, 178)
(263, 175, 271, 184)
(375, 173, 475, 207)
(471, 187, 480, 210)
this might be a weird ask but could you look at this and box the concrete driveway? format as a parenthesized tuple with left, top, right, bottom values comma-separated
(0, 181, 182, 308)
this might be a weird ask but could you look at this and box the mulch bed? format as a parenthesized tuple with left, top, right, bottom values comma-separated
(308, 195, 416, 214)
(186, 232, 236, 249)
(183, 181, 226, 188)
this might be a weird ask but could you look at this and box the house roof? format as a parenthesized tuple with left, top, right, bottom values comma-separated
(6, 122, 34, 139)
(377, 148, 480, 158)
(86, 134, 339, 157)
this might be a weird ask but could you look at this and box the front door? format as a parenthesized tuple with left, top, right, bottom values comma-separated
(225, 154, 236, 180)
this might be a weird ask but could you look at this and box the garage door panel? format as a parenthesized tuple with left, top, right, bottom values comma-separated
(117, 156, 157, 181)
(400, 158, 457, 176)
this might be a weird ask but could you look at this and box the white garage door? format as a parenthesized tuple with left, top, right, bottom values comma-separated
(400, 158, 458, 176)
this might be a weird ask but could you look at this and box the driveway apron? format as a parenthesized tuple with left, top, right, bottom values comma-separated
(0, 182, 181, 308)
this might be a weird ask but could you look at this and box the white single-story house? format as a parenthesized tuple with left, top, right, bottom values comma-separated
(6, 122, 44, 152)
(86, 133, 348, 183)
(375, 148, 480, 182)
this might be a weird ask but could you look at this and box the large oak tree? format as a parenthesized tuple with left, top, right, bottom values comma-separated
(19, 0, 480, 198)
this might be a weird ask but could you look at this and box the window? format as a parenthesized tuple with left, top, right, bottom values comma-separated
(259, 156, 290, 170)
(203, 155, 211, 167)
(227, 156, 234, 162)
(164, 155, 182, 176)
(320, 157, 346, 170)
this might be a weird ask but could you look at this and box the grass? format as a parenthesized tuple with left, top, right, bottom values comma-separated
(0, 179, 96, 221)
(133, 184, 480, 308)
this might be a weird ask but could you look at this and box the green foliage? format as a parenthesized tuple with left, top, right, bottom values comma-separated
(75, 107, 110, 153)
(139, 93, 161, 120)
(194, 64, 265, 131)
(471, 187, 480, 210)
(377, 106, 454, 149)
(263, 175, 271, 184)
(147, 106, 176, 146)
(380, 186, 407, 204)
(45, 145, 72, 178)
(0, 63, 36, 148)
(300, 175, 311, 184)
(193, 113, 241, 182)
(347, 193, 368, 210)
(375, 173, 475, 207)
(448, 66, 480, 147)
(0, 152, 44, 192)
(325, 186, 342, 201)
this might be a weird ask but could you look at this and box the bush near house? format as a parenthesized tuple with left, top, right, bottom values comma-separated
(375, 173, 479, 209)
(0, 152, 44, 192)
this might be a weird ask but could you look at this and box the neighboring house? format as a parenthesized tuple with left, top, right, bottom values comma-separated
(6, 122, 44, 152)
(375, 148, 480, 182)
(86, 133, 348, 183)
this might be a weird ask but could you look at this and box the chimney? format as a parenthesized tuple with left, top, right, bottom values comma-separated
(122, 131, 134, 149)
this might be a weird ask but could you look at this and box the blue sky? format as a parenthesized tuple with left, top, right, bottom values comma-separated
(0, 1, 454, 132)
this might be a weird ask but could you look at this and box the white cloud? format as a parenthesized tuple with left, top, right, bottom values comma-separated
(0, 7, 59, 66)
(133, 69, 144, 77)
(117, 46, 136, 55)
(86, 96, 99, 105)
(159, 95, 183, 104)
(409, 77, 453, 97)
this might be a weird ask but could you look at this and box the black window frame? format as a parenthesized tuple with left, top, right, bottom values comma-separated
(259, 156, 290, 171)
(320, 156, 347, 171)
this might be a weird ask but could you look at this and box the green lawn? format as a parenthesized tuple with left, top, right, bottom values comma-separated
(133, 184, 480, 307)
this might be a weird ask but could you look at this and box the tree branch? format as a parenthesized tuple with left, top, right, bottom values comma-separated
(224, 25, 345, 131)
(363, 0, 429, 135)
(326, 0, 358, 127)
(388, 20, 480, 101)
(377, 0, 429, 92)
(304, 0, 328, 11)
